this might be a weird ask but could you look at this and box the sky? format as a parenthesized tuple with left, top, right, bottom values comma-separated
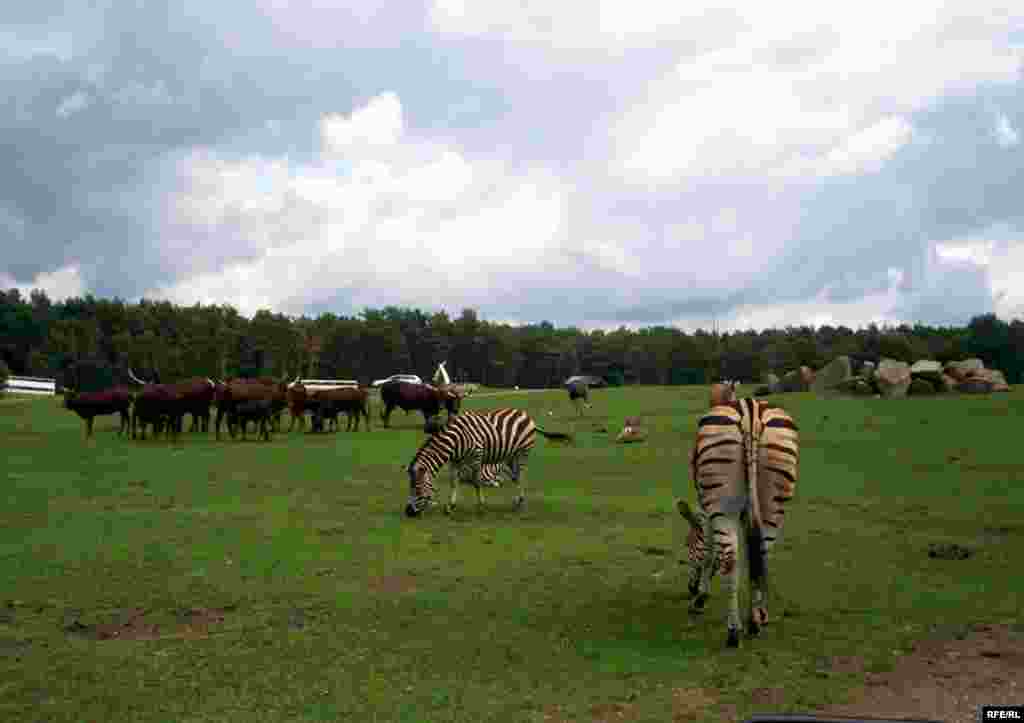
(2, 1, 1024, 332)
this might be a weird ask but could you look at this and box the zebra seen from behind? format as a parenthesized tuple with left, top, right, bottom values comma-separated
(405, 408, 572, 517)
(678, 397, 799, 648)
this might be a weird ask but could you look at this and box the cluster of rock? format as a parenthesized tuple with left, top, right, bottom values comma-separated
(754, 357, 1010, 398)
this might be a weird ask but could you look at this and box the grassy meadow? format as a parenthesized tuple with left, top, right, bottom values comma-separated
(1, 385, 1023, 722)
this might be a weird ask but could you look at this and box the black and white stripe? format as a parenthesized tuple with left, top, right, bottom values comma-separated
(404, 408, 570, 517)
(681, 397, 799, 648)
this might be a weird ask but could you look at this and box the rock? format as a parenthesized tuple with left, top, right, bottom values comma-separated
(970, 369, 1010, 392)
(811, 356, 852, 395)
(616, 416, 647, 443)
(875, 358, 912, 398)
(908, 378, 936, 396)
(709, 383, 737, 407)
(956, 378, 994, 394)
(945, 358, 985, 381)
(910, 360, 943, 384)
(779, 366, 815, 393)
(833, 376, 875, 396)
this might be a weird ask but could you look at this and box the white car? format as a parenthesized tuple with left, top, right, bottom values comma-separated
(371, 374, 424, 387)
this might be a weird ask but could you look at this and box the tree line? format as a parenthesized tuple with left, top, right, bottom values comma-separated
(2, 289, 1022, 391)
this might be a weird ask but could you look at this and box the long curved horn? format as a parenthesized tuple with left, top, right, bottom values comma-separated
(128, 368, 150, 385)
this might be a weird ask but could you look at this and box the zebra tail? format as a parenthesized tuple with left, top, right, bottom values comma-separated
(742, 399, 766, 585)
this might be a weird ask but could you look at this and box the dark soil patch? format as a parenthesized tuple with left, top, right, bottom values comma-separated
(928, 542, 973, 560)
(64, 606, 232, 641)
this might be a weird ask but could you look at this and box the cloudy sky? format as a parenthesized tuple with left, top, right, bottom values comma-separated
(2, 1, 1024, 331)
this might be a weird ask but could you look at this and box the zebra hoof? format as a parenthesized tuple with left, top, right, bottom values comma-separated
(750, 607, 768, 634)
(514, 497, 526, 510)
(444, 504, 456, 515)
(687, 579, 700, 598)
(726, 628, 741, 648)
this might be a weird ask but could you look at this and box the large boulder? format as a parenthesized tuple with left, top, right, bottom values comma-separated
(945, 358, 985, 381)
(833, 376, 876, 396)
(811, 356, 852, 395)
(970, 369, 1010, 392)
(908, 378, 937, 396)
(616, 416, 647, 443)
(875, 358, 912, 398)
(910, 360, 944, 384)
(779, 366, 815, 393)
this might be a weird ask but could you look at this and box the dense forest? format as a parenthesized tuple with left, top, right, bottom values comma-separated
(1, 289, 1022, 391)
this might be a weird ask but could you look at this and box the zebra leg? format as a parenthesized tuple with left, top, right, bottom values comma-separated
(511, 458, 528, 510)
(747, 528, 770, 637)
(713, 514, 743, 648)
(444, 466, 462, 515)
(475, 483, 486, 510)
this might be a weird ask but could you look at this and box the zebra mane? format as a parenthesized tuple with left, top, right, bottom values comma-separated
(411, 416, 471, 474)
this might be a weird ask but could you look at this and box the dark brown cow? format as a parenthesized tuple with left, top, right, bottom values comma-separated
(228, 399, 275, 441)
(169, 377, 216, 433)
(213, 378, 287, 440)
(63, 386, 134, 438)
(379, 381, 460, 428)
(309, 386, 371, 432)
(287, 383, 309, 432)
(132, 384, 185, 441)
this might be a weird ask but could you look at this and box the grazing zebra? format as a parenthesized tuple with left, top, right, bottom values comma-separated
(404, 408, 572, 517)
(680, 397, 799, 648)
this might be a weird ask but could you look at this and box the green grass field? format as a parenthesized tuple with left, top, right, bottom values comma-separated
(2, 386, 1023, 722)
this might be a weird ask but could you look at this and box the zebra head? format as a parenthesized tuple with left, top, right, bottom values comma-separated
(405, 462, 435, 517)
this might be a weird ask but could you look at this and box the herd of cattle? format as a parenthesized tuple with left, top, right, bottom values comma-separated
(61, 372, 464, 441)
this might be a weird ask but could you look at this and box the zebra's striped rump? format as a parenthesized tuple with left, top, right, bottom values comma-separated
(404, 408, 570, 517)
(685, 398, 799, 647)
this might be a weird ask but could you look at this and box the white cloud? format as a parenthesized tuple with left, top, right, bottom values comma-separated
(1, 265, 85, 302)
(933, 234, 1024, 319)
(321, 92, 404, 157)
(56, 91, 91, 118)
(815, 116, 915, 177)
(994, 112, 1020, 147)
(153, 93, 575, 316)
(578, 2, 1023, 185)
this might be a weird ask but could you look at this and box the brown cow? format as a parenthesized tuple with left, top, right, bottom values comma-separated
(213, 377, 287, 440)
(63, 386, 134, 438)
(309, 386, 371, 432)
(287, 382, 309, 432)
(168, 377, 216, 433)
(379, 381, 460, 428)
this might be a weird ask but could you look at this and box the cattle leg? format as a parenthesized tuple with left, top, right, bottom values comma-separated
(85, 416, 94, 438)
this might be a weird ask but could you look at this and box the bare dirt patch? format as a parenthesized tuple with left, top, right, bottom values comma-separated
(815, 623, 1024, 723)
(64, 606, 232, 641)
(672, 687, 720, 722)
(367, 574, 418, 596)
